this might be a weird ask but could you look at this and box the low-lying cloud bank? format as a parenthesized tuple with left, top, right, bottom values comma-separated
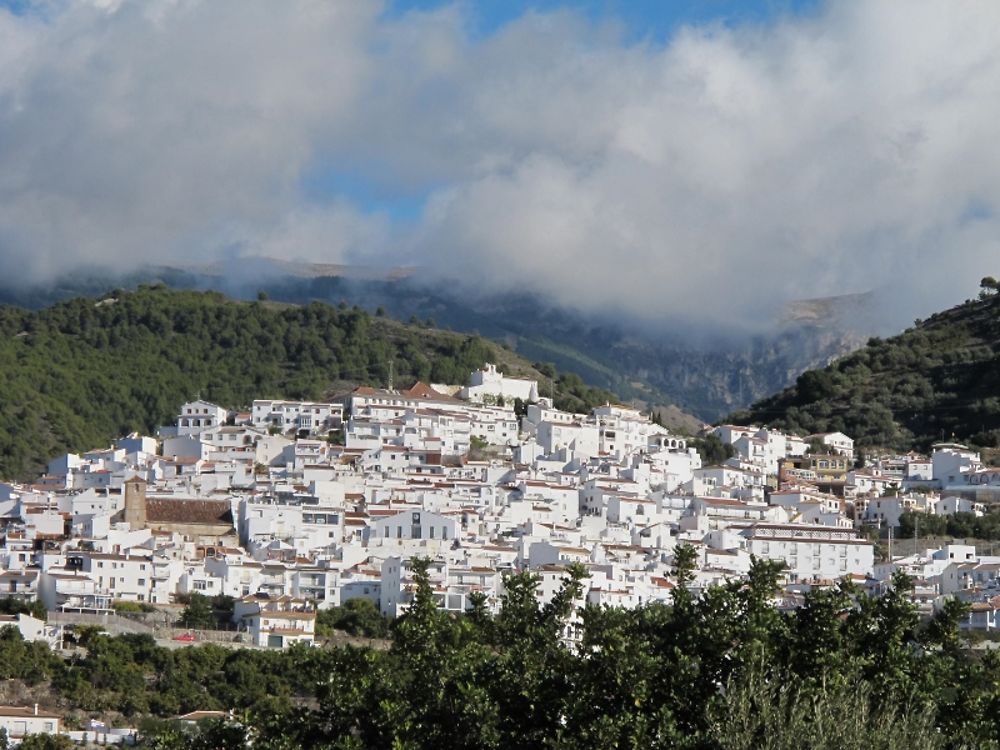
(1, 0, 998, 333)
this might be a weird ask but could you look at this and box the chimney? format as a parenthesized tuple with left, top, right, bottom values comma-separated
(34, 703, 38, 715)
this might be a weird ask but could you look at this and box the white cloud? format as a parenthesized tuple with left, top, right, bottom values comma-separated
(1, 0, 998, 332)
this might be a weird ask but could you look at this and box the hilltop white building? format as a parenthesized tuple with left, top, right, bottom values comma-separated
(460, 363, 538, 404)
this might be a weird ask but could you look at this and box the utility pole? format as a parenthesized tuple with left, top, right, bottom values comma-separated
(388, 360, 394, 391)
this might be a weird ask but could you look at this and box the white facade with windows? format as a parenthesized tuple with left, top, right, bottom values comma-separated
(0, 705, 62, 741)
(176, 400, 228, 436)
(371, 509, 457, 543)
(740, 523, 874, 581)
(251, 400, 344, 435)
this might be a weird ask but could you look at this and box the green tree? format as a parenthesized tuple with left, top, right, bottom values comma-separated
(690, 434, 735, 464)
(0, 596, 47, 620)
(709, 662, 943, 750)
(17, 735, 74, 750)
(179, 593, 215, 629)
(672, 543, 699, 596)
(315, 599, 390, 639)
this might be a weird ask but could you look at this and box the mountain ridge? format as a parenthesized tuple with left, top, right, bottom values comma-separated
(729, 282, 1000, 452)
(0, 263, 879, 421)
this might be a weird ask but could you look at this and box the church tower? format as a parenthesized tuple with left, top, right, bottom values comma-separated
(123, 477, 148, 530)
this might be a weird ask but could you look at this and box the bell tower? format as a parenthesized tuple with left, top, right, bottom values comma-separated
(123, 477, 147, 530)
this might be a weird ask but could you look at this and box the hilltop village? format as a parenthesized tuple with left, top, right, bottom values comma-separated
(3, 363, 1000, 653)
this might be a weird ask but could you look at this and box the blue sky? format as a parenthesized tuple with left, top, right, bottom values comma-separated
(386, 0, 822, 42)
(0, 0, 822, 31)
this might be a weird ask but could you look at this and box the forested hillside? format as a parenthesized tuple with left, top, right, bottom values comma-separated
(0, 265, 873, 421)
(730, 279, 1000, 451)
(0, 286, 612, 480)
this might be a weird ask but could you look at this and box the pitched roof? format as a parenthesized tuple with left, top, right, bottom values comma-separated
(146, 498, 234, 526)
(0, 705, 62, 719)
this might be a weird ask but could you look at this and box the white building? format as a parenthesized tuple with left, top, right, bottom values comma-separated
(537, 421, 599, 458)
(251, 400, 344, 436)
(807, 432, 856, 460)
(739, 523, 874, 581)
(176, 400, 228, 436)
(0, 705, 62, 742)
(931, 443, 982, 486)
(233, 595, 316, 648)
(460, 363, 538, 404)
(0, 613, 61, 649)
(371, 509, 458, 543)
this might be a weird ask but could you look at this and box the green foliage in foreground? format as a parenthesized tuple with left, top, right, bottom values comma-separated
(17, 735, 73, 750)
(4, 555, 1000, 748)
(0, 286, 613, 480)
(731, 288, 1000, 451)
(315, 598, 391, 639)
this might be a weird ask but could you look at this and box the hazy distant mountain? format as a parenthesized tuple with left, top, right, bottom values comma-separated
(0, 261, 877, 421)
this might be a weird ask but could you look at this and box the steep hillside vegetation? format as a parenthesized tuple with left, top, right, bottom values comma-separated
(0, 266, 873, 420)
(730, 282, 1000, 451)
(0, 287, 613, 480)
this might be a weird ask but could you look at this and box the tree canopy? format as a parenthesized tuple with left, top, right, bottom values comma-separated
(4, 559, 1000, 748)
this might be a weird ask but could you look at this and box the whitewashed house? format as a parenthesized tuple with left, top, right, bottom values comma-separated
(371, 509, 457, 543)
(176, 401, 229, 436)
(233, 595, 316, 648)
(460, 364, 538, 404)
(0, 705, 63, 742)
(739, 523, 874, 581)
(807, 432, 856, 460)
